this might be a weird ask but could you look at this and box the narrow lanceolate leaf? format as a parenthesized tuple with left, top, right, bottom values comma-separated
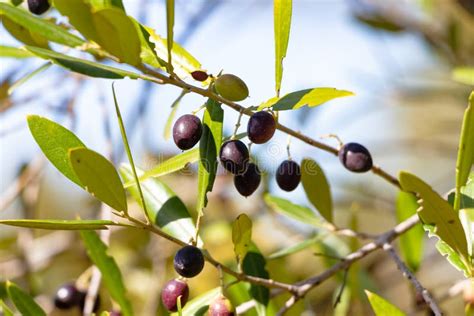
(0, 45, 33, 58)
(264, 194, 328, 229)
(27, 115, 86, 187)
(460, 173, 474, 257)
(0, 300, 14, 316)
(26, 46, 141, 79)
(0, 3, 85, 47)
(0, 219, 122, 230)
(164, 90, 187, 140)
(300, 158, 333, 222)
(6, 281, 46, 316)
(148, 29, 202, 78)
(2, 15, 48, 48)
(399, 172, 470, 271)
(243, 244, 270, 315)
(80, 231, 133, 316)
(8, 62, 51, 95)
(274, 0, 292, 96)
(396, 191, 424, 272)
(196, 98, 224, 217)
(88, 0, 125, 11)
(454, 92, 474, 211)
(170, 287, 221, 316)
(69, 148, 128, 212)
(166, 0, 175, 72)
(120, 164, 199, 244)
(365, 290, 406, 316)
(453, 67, 474, 86)
(268, 234, 327, 259)
(257, 88, 354, 111)
(232, 214, 252, 264)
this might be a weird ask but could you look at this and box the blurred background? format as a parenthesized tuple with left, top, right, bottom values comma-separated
(0, 0, 473, 315)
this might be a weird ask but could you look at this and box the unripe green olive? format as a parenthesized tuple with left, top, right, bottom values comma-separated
(214, 74, 249, 101)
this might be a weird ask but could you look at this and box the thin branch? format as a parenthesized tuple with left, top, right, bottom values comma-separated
(383, 243, 443, 316)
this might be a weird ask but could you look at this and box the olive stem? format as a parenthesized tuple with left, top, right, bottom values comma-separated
(286, 134, 292, 160)
(231, 109, 245, 139)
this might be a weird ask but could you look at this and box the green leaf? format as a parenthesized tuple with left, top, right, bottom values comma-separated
(0, 45, 33, 58)
(454, 91, 474, 210)
(365, 290, 406, 316)
(0, 300, 14, 316)
(164, 90, 187, 140)
(196, 98, 223, 218)
(89, 0, 125, 11)
(268, 234, 326, 259)
(8, 62, 51, 95)
(0, 3, 85, 47)
(257, 88, 354, 111)
(166, 0, 174, 72)
(232, 213, 252, 264)
(0, 219, 122, 230)
(26, 46, 142, 79)
(131, 21, 162, 68)
(170, 287, 221, 316)
(264, 194, 328, 228)
(396, 191, 424, 272)
(69, 147, 128, 212)
(92, 8, 141, 65)
(120, 164, 199, 244)
(6, 281, 46, 316)
(453, 67, 474, 85)
(148, 29, 202, 78)
(2, 15, 48, 48)
(53, 0, 99, 42)
(80, 231, 133, 316)
(27, 115, 86, 187)
(300, 158, 333, 222)
(242, 243, 270, 314)
(399, 171, 469, 269)
(274, 0, 292, 96)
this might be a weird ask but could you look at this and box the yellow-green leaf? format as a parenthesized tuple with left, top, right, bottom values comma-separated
(166, 0, 174, 72)
(258, 87, 354, 111)
(399, 171, 469, 264)
(27, 115, 86, 187)
(0, 300, 14, 316)
(0, 219, 122, 230)
(274, 0, 292, 96)
(0, 45, 34, 58)
(2, 15, 48, 48)
(69, 147, 127, 211)
(365, 290, 406, 316)
(232, 214, 252, 264)
(301, 158, 333, 222)
(6, 281, 46, 316)
(453, 67, 474, 86)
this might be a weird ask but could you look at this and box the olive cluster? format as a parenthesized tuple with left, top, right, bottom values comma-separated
(161, 245, 234, 315)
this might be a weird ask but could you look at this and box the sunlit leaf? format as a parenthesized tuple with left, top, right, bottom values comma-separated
(399, 171, 470, 273)
(301, 158, 333, 222)
(0, 219, 123, 230)
(53, 0, 99, 42)
(365, 290, 406, 316)
(2, 15, 48, 48)
(454, 92, 474, 210)
(27, 115, 86, 187)
(258, 88, 354, 111)
(0, 3, 84, 47)
(6, 281, 46, 316)
(0, 45, 33, 58)
(170, 287, 221, 316)
(26, 46, 142, 79)
(89, 0, 125, 11)
(69, 147, 128, 212)
(396, 191, 424, 272)
(232, 213, 252, 264)
(0, 300, 14, 316)
(453, 67, 474, 86)
(120, 164, 199, 244)
(196, 98, 223, 218)
(264, 194, 328, 228)
(166, 0, 174, 72)
(243, 243, 270, 315)
(80, 231, 133, 316)
(274, 0, 292, 96)
(460, 209, 474, 257)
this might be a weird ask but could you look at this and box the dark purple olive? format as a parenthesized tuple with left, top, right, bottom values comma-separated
(173, 114, 203, 150)
(174, 245, 205, 278)
(338, 142, 373, 173)
(54, 284, 82, 310)
(247, 111, 276, 144)
(219, 140, 249, 175)
(234, 163, 261, 197)
(208, 295, 235, 316)
(27, 0, 50, 15)
(191, 70, 209, 82)
(276, 160, 301, 192)
(161, 279, 189, 312)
